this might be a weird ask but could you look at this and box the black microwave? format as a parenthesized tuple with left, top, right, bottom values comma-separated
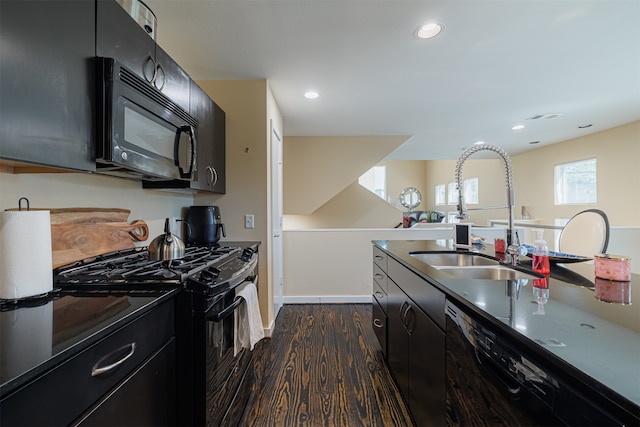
(96, 57, 197, 181)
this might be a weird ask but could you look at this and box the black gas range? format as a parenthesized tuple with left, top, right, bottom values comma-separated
(52, 241, 261, 426)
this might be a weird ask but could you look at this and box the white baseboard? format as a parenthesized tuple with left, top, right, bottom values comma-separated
(283, 295, 372, 304)
(263, 318, 276, 338)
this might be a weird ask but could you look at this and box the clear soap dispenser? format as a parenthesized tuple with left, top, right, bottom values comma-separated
(532, 229, 550, 274)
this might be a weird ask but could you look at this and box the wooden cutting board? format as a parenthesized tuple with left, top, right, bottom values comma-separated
(5, 207, 150, 268)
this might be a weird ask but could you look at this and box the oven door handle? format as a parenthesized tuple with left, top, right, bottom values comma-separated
(207, 296, 245, 322)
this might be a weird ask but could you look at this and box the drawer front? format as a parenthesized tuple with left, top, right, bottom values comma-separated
(373, 280, 387, 314)
(372, 298, 387, 358)
(373, 246, 388, 271)
(373, 263, 387, 293)
(75, 339, 176, 426)
(1, 300, 175, 426)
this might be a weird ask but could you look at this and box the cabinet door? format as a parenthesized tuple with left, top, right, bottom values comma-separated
(407, 304, 446, 427)
(188, 82, 226, 193)
(0, 0, 95, 171)
(96, 0, 156, 84)
(154, 45, 191, 112)
(386, 279, 409, 401)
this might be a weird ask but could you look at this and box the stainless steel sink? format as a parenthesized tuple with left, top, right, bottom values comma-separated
(410, 252, 500, 267)
(438, 266, 538, 280)
(409, 252, 539, 280)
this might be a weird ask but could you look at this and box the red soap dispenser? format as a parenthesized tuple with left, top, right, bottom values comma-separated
(532, 229, 550, 274)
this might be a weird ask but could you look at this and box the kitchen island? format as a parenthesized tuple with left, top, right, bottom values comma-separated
(373, 239, 640, 426)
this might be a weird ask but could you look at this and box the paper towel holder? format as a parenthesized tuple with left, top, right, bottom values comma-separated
(18, 197, 30, 211)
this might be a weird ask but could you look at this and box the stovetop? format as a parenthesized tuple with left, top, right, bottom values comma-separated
(53, 245, 255, 295)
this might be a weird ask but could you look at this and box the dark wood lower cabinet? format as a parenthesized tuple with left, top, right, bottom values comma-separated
(74, 339, 176, 426)
(381, 252, 446, 426)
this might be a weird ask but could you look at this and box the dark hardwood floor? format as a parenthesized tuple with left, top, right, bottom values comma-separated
(240, 304, 414, 427)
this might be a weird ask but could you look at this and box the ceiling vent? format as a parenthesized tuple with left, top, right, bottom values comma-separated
(527, 113, 563, 120)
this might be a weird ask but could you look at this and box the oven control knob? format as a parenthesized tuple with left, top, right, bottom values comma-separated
(240, 248, 254, 262)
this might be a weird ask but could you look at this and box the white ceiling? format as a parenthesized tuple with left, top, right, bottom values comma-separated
(145, 0, 640, 160)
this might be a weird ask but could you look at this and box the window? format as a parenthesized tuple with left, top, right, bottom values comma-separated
(435, 184, 446, 205)
(447, 182, 458, 205)
(448, 178, 478, 205)
(463, 177, 479, 205)
(554, 159, 597, 205)
(359, 166, 386, 200)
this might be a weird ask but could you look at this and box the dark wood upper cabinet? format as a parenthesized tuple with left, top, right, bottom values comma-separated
(0, 0, 96, 172)
(143, 81, 226, 194)
(96, 0, 190, 112)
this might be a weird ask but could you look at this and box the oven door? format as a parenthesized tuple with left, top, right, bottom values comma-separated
(204, 289, 254, 427)
(97, 57, 197, 181)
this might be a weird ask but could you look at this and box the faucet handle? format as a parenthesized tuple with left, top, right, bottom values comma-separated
(508, 244, 528, 257)
(507, 243, 528, 265)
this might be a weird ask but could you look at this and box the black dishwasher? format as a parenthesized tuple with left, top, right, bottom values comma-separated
(445, 301, 623, 426)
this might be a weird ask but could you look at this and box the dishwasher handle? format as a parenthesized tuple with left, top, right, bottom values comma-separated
(475, 348, 521, 396)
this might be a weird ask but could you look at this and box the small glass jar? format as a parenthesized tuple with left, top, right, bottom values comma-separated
(594, 254, 631, 281)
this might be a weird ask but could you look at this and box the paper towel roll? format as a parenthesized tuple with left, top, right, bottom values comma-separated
(0, 210, 53, 300)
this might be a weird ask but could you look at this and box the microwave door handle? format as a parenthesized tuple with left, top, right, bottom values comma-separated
(174, 125, 196, 179)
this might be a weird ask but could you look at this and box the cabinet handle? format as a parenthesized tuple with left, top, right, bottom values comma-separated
(400, 301, 410, 325)
(211, 166, 218, 187)
(374, 274, 384, 280)
(154, 63, 166, 91)
(374, 291, 384, 299)
(373, 318, 384, 328)
(375, 255, 383, 261)
(405, 305, 416, 335)
(91, 342, 136, 377)
(143, 56, 157, 84)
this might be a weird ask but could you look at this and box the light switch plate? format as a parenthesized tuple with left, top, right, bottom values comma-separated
(245, 214, 255, 229)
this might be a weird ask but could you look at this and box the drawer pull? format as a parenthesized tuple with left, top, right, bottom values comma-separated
(373, 318, 384, 328)
(374, 274, 384, 280)
(375, 256, 383, 261)
(374, 291, 384, 299)
(91, 342, 137, 377)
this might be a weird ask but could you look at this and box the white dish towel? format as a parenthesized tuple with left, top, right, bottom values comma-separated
(234, 280, 265, 356)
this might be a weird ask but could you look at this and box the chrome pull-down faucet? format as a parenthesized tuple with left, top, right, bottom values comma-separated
(454, 144, 526, 265)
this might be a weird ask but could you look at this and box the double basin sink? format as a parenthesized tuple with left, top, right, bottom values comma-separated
(410, 252, 540, 280)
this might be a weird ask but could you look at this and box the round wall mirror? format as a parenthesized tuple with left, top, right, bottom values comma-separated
(399, 187, 422, 211)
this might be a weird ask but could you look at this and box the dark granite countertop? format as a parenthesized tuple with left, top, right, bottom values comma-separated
(373, 239, 640, 423)
(0, 289, 179, 398)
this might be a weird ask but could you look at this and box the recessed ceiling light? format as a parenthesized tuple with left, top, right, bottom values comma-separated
(474, 140, 485, 145)
(415, 23, 443, 39)
(304, 91, 319, 99)
(512, 124, 525, 130)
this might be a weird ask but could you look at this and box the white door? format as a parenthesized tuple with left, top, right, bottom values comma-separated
(271, 121, 284, 317)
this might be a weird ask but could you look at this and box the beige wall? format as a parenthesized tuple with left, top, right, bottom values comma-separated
(285, 181, 402, 229)
(511, 121, 640, 227)
(194, 79, 283, 330)
(382, 159, 428, 211)
(0, 172, 190, 240)
(424, 158, 511, 227)
(283, 121, 639, 236)
(283, 135, 408, 215)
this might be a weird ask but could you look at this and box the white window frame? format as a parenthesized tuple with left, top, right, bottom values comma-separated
(463, 177, 479, 205)
(359, 166, 386, 200)
(554, 158, 597, 205)
(435, 184, 446, 205)
(447, 182, 459, 205)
